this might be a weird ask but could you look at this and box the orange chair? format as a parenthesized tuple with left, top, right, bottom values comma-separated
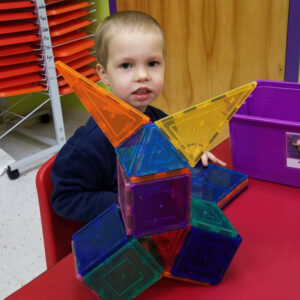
(36, 155, 85, 268)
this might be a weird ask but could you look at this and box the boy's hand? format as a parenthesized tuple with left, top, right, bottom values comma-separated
(201, 151, 227, 167)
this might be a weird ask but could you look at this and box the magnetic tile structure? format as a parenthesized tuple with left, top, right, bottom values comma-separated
(152, 199, 242, 285)
(117, 161, 191, 237)
(73, 205, 163, 300)
(190, 163, 248, 208)
(57, 61, 256, 298)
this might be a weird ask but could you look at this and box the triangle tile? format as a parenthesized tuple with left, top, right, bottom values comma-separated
(115, 125, 146, 177)
(135, 124, 188, 177)
(55, 61, 149, 147)
(155, 82, 257, 166)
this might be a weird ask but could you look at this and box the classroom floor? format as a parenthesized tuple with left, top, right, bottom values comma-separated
(0, 113, 88, 299)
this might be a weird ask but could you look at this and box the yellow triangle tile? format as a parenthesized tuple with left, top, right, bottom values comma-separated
(55, 61, 150, 148)
(155, 82, 257, 167)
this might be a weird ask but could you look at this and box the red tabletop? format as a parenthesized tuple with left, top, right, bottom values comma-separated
(5, 140, 300, 300)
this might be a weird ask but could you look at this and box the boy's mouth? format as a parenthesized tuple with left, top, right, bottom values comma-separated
(132, 88, 151, 101)
(133, 88, 151, 95)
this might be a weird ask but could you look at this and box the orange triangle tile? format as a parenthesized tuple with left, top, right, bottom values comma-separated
(55, 61, 149, 147)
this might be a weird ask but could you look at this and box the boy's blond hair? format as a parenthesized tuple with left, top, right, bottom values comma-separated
(95, 10, 165, 69)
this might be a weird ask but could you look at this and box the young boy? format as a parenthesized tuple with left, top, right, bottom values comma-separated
(51, 11, 225, 223)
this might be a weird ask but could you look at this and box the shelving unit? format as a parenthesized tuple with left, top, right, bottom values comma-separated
(0, 0, 99, 179)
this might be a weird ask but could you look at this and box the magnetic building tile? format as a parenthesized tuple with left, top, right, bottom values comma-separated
(151, 227, 189, 272)
(171, 226, 242, 285)
(55, 61, 150, 148)
(117, 162, 191, 237)
(115, 125, 146, 177)
(191, 179, 226, 204)
(73, 204, 128, 276)
(134, 123, 188, 177)
(155, 82, 257, 167)
(199, 164, 248, 190)
(84, 239, 163, 300)
(190, 198, 239, 237)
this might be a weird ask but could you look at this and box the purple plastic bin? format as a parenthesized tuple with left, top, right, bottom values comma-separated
(229, 80, 300, 187)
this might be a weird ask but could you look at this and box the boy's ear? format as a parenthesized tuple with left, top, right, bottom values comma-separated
(96, 63, 109, 86)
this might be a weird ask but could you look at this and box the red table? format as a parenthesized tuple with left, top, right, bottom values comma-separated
(6, 140, 300, 300)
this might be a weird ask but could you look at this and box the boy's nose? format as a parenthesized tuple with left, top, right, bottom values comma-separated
(135, 67, 149, 81)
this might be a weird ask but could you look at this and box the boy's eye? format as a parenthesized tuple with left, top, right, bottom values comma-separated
(148, 61, 159, 67)
(120, 63, 131, 69)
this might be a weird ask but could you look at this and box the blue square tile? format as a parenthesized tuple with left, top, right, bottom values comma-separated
(199, 164, 247, 191)
(73, 204, 128, 276)
(191, 179, 226, 204)
(171, 226, 242, 284)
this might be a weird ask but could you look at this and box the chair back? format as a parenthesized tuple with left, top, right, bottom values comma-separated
(36, 155, 84, 268)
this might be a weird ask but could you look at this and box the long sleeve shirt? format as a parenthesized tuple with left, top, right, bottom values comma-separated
(50, 105, 167, 222)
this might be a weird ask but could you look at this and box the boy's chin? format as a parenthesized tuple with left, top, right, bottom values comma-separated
(130, 100, 152, 113)
(134, 105, 148, 113)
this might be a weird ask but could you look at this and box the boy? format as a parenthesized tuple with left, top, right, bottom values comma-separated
(51, 11, 225, 222)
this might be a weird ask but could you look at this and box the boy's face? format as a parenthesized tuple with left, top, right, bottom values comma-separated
(97, 29, 165, 112)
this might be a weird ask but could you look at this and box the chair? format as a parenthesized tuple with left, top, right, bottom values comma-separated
(36, 155, 85, 268)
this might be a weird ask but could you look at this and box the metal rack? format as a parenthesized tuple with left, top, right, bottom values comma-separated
(0, 0, 98, 179)
(0, 0, 66, 179)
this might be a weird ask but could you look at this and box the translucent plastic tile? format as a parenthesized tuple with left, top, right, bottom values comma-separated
(190, 198, 238, 237)
(191, 179, 226, 204)
(117, 162, 191, 237)
(84, 239, 163, 300)
(191, 164, 248, 207)
(73, 204, 128, 276)
(130, 166, 191, 184)
(217, 179, 248, 208)
(115, 126, 146, 177)
(55, 61, 149, 147)
(131, 172, 190, 237)
(151, 228, 189, 272)
(155, 82, 257, 167)
(117, 162, 133, 234)
(189, 162, 213, 180)
(138, 236, 162, 265)
(171, 226, 242, 285)
(134, 124, 188, 177)
(199, 164, 248, 190)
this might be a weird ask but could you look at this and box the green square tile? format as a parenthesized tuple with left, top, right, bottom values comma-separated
(84, 239, 163, 299)
(191, 197, 238, 237)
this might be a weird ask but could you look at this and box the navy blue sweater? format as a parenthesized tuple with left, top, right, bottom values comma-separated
(51, 105, 167, 222)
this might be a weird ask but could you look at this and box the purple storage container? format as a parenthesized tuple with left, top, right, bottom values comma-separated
(229, 80, 300, 187)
